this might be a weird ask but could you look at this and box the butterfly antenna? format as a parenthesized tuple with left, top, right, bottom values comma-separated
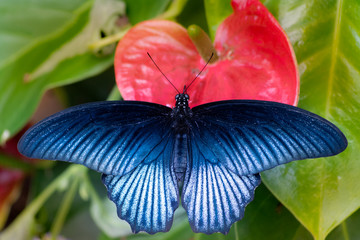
(147, 52, 180, 94)
(184, 52, 214, 93)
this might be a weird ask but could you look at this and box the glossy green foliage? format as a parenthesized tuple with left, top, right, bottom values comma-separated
(204, 0, 232, 39)
(260, 0, 360, 239)
(327, 210, 360, 240)
(233, 184, 305, 239)
(0, 0, 125, 144)
(124, 0, 170, 24)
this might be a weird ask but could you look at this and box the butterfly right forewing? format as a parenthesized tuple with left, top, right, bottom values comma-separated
(189, 100, 347, 176)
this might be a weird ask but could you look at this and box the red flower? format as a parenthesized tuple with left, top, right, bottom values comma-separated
(114, 0, 299, 107)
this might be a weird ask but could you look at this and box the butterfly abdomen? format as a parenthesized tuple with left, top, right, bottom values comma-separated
(173, 133, 188, 182)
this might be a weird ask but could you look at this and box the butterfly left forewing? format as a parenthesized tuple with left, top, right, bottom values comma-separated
(18, 101, 172, 177)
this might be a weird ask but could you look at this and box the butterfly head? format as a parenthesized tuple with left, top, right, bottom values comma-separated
(175, 93, 189, 110)
(172, 92, 192, 127)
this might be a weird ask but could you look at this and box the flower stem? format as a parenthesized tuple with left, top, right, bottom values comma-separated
(1, 165, 86, 239)
(88, 0, 188, 51)
(88, 26, 131, 51)
(235, 223, 239, 240)
(187, 24, 219, 64)
(50, 172, 81, 240)
(107, 85, 122, 101)
(341, 221, 350, 240)
(156, 0, 189, 20)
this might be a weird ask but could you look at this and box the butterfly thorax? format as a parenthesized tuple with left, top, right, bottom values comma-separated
(171, 93, 193, 126)
(174, 93, 191, 114)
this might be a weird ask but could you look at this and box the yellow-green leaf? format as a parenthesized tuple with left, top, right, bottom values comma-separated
(261, 0, 360, 239)
(0, 0, 125, 143)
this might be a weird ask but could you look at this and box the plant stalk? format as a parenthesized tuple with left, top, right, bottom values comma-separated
(50, 172, 81, 240)
(187, 24, 219, 64)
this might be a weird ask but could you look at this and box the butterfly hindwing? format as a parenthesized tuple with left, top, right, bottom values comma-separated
(18, 101, 173, 177)
(102, 130, 179, 234)
(190, 100, 348, 176)
(182, 132, 261, 234)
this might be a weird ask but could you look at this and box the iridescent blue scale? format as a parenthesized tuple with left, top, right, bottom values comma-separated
(18, 93, 347, 234)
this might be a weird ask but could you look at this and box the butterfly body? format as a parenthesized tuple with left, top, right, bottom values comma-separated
(18, 94, 347, 234)
(171, 93, 192, 182)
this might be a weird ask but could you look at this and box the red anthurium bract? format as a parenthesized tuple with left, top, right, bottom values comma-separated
(114, 0, 299, 107)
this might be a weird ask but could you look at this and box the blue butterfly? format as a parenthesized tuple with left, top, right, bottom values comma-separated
(18, 51, 347, 235)
(18, 93, 347, 234)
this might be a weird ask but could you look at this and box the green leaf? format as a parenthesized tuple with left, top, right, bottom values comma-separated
(261, 0, 360, 239)
(0, 153, 32, 172)
(204, 0, 232, 39)
(62, 209, 101, 240)
(90, 197, 132, 238)
(194, 233, 226, 240)
(106, 85, 122, 101)
(0, 165, 86, 240)
(233, 184, 312, 240)
(327, 209, 360, 240)
(0, 0, 126, 144)
(123, 0, 171, 24)
(176, 0, 208, 33)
